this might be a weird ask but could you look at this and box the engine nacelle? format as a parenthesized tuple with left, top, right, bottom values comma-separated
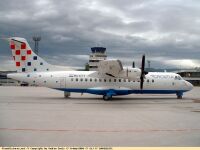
(119, 68, 141, 81)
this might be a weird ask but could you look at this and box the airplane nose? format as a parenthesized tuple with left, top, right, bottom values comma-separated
(185, 81, 193, 91)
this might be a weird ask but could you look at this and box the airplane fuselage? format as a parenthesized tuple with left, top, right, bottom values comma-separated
(5, 37, 194, 100)
(8, 71, 193, 97)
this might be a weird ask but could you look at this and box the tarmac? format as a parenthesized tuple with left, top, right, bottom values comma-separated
(0, 86, 200, 146)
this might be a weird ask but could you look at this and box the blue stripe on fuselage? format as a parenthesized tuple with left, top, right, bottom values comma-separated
(55, 88, 188, 95)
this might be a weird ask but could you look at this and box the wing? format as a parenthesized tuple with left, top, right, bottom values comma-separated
(98, 60, 123, 77)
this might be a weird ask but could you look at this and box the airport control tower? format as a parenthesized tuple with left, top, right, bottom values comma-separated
(89, 47, 107, 71)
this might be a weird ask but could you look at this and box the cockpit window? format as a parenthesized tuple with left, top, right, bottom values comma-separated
(178, 76, 182, 80)
(175, 75, 183, 80)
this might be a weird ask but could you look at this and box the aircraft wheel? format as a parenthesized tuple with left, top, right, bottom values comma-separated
(103, 95, 112, 101)
(177, 95, 182, 99)
(64, 92, 71, 98)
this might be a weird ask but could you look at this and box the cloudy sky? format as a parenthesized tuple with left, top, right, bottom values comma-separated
(0, 0, 200, 70)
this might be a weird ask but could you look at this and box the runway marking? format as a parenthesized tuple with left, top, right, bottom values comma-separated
(0, 128, 200, 133)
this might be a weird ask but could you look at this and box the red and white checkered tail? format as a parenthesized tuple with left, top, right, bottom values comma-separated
(9, 37, 52, 73)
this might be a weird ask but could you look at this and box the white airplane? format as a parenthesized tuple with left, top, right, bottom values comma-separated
(5, 37, 193, 100)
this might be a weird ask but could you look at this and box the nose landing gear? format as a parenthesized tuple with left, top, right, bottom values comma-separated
(176, 92, 183, 99)
(64, 91, 71, 98)
(177, 95, 182, 99)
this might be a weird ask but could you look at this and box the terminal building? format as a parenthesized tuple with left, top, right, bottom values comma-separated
(0, 71, 19, 86)
(176, 69, 200, 86)
(0, 71, 30, 86)
(88, 47, 107, 71)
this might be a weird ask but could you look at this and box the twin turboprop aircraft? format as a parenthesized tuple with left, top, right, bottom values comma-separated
(5, 37, 193, 100)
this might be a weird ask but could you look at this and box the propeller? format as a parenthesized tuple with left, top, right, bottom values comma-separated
(126, 67, 128, 77)
(140, 55, 148, 90)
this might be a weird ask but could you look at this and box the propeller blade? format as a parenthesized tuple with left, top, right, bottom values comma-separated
(140, 75, 144, 90)
(141, 55, 145, 73)
(140, 54, 145, 90)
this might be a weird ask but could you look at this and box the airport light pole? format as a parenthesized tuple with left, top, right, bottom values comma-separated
(32, 36, 41, 55)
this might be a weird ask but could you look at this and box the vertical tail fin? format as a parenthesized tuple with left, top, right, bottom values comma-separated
(8, 37, 52, 73)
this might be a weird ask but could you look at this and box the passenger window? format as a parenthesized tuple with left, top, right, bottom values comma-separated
(147, 79, 149, 82)
(109, 79, 111, 82)
(119, 79, 121, 82)
(85, 78, 87, 82)
(128, 79, 130, 82)
(123, 79, 126, 82)
(80, 78, 83, 82)
(95, 79, 97, 82)
(76, 78, 78, 82)
(152, 79, 154, 83)
(114, 79, 117, 82)
(99, 79, 102, 82)
(90, 78, 92, 82)
(104, 79, 106, 82)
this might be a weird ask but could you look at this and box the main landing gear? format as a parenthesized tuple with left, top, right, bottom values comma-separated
(103, 95, 112, 101)
(64, 91, 71, 98)
(103, 90, 116, 101)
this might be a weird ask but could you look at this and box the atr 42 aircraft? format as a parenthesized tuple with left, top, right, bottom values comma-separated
(5, 37, 193, 100)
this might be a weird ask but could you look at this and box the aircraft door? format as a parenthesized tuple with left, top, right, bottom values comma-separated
(60, 77, 66, 88)
(173, 76, 182, 89)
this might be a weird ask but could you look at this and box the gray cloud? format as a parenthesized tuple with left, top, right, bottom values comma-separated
(0, 0, 200, 70)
